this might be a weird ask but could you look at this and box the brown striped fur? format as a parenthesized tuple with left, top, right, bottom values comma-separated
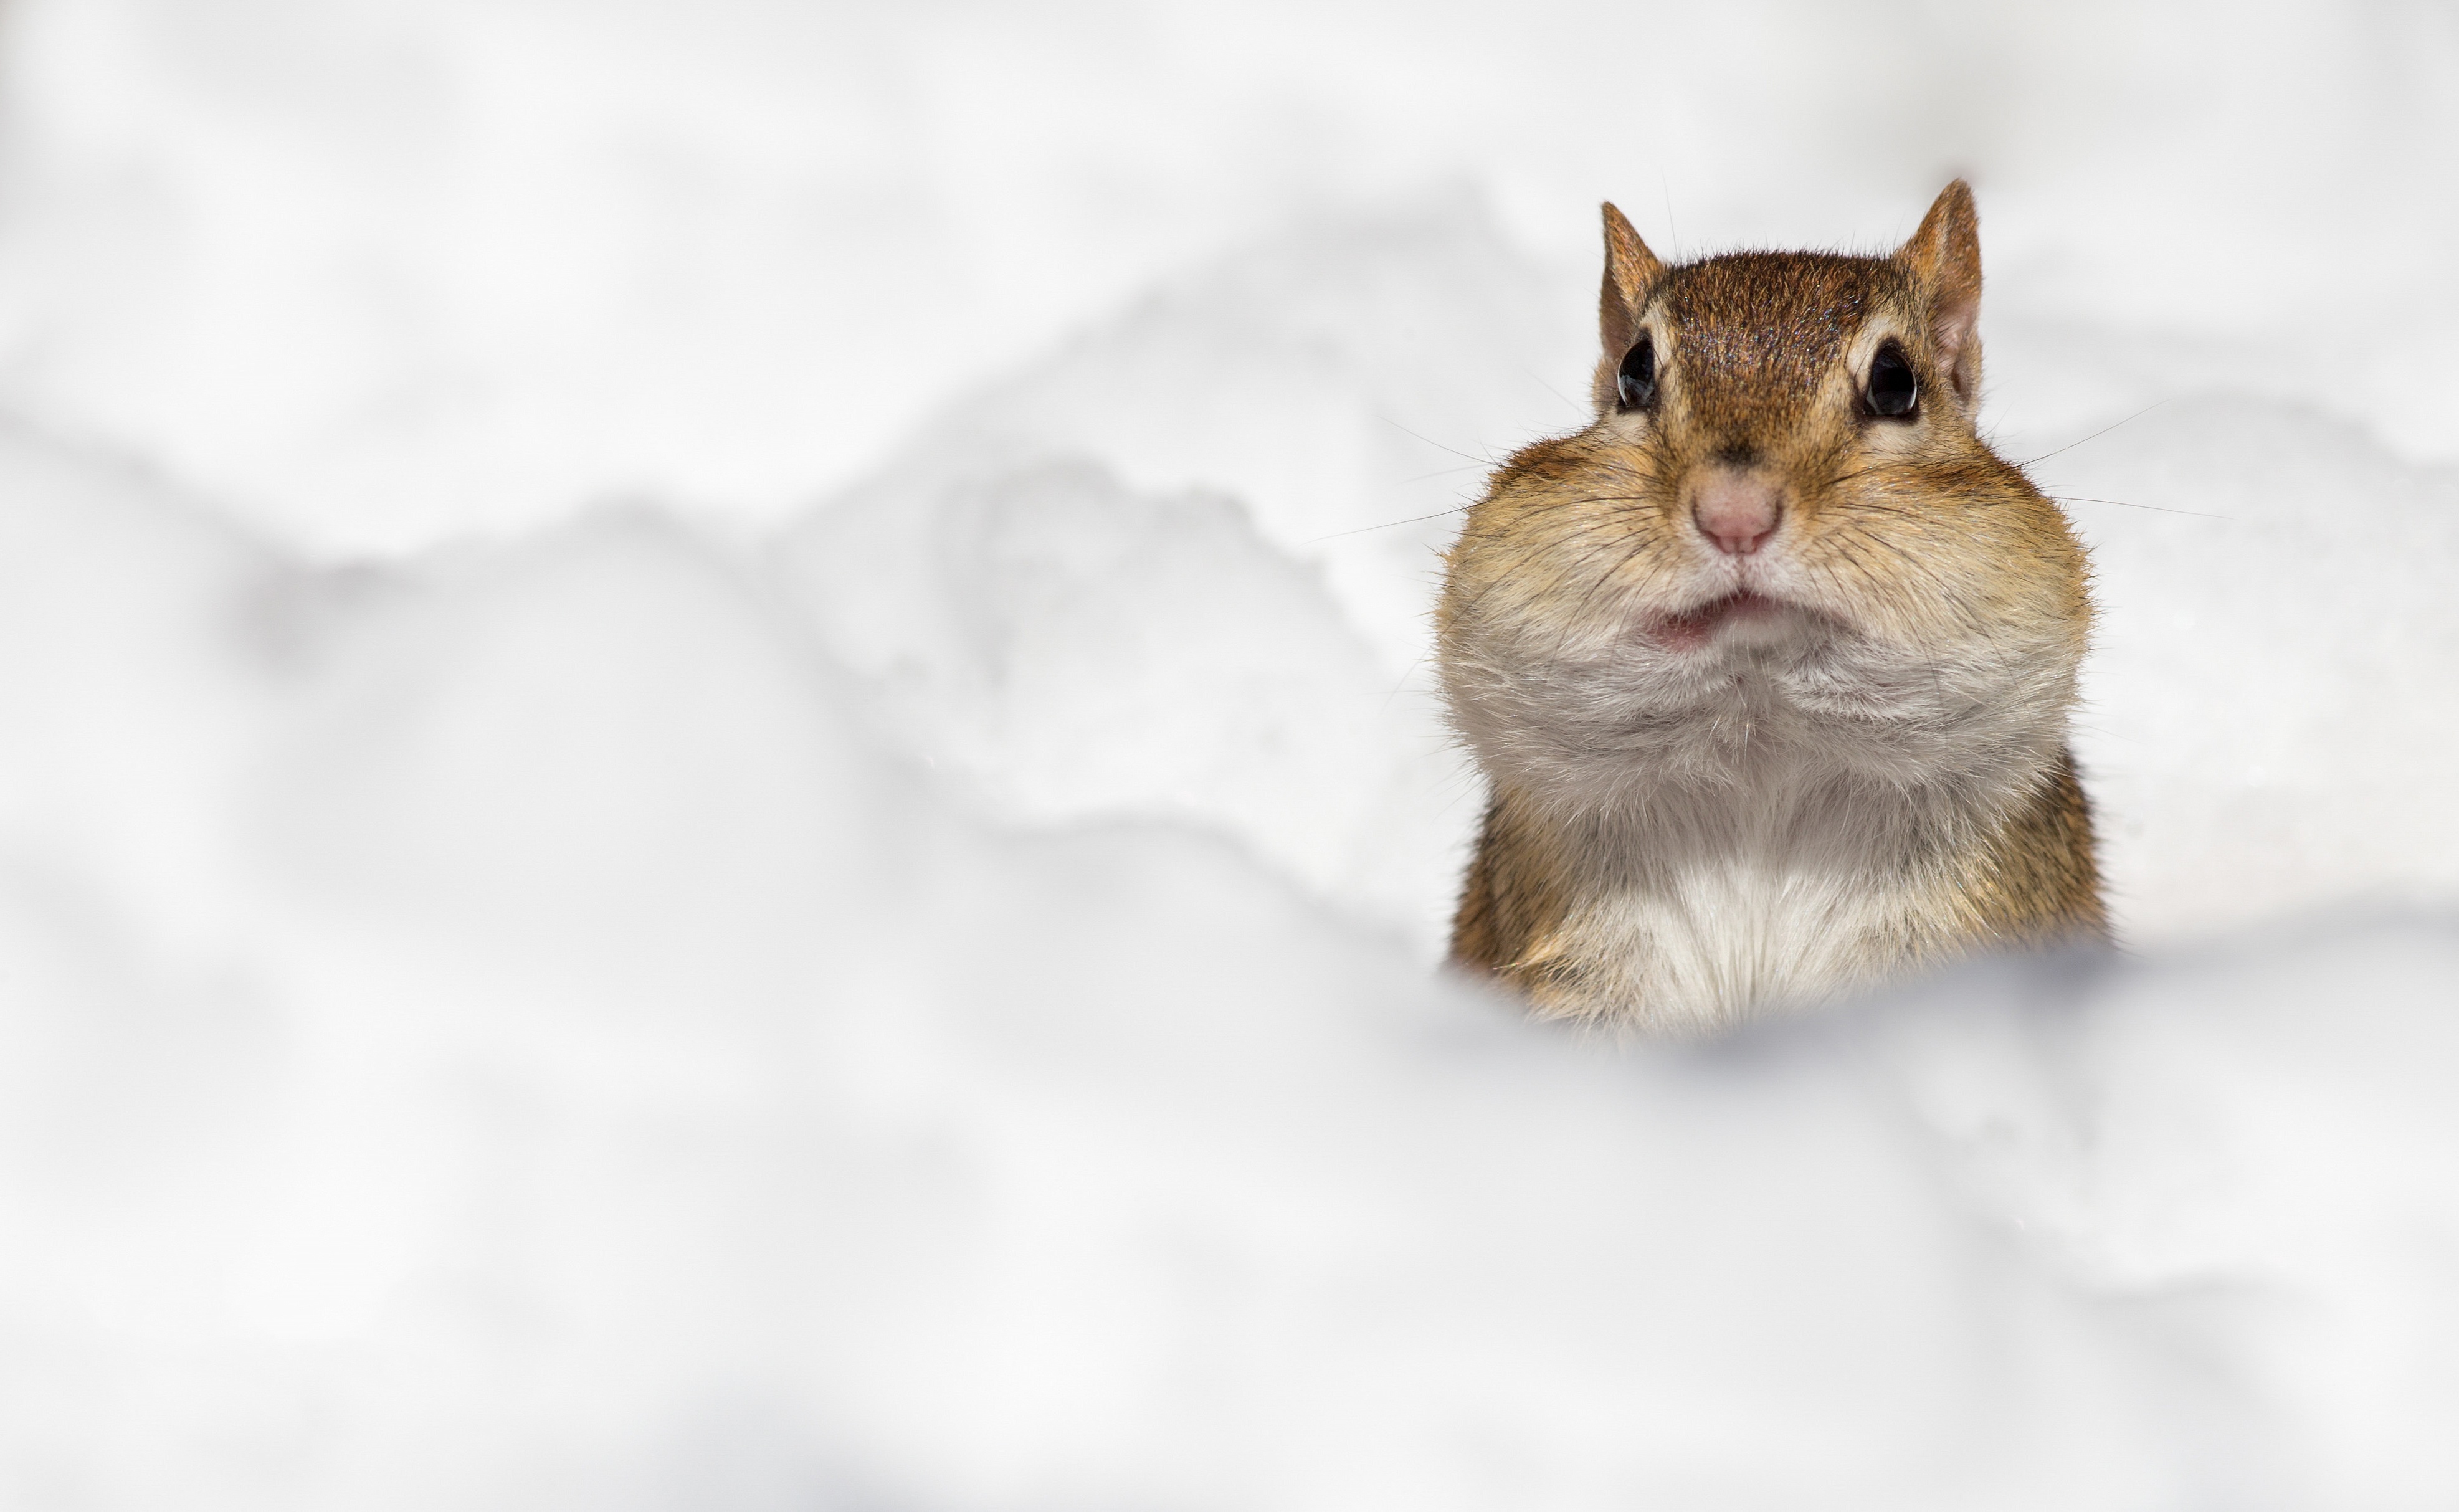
(1438, 183, 2105, 1032)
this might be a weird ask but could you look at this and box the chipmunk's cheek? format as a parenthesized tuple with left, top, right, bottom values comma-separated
(1855, 422, 1930, 464)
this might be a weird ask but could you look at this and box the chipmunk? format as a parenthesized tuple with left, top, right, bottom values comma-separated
(1437, 181, 2105, 1034)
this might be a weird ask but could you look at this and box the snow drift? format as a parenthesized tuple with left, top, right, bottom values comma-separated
(0, 1, 2454, 1508)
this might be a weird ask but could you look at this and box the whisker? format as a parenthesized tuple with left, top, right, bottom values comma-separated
(1303, 506, 1475, 544)
(2014, 400, 2172, 468)
(1521, 366, 1590, 420)
(1380, 416, 1494, 465)
(1386, 651, 1433, 708)
(2053, 494, 2232, 521)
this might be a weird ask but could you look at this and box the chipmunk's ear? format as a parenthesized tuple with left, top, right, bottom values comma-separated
(1895, 180, 1983, 409)
(1599, 202, 1662, 359)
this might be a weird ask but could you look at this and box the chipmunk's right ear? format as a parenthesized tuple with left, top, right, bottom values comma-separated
(1598, 202, 1662, 359)
(1895, 181, 1984, 409)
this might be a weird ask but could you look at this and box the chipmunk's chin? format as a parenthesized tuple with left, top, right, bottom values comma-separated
(1645, 590, 1797, 653)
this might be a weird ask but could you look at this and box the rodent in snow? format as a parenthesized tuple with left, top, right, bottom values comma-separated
(1437, 181, 2105, 1033)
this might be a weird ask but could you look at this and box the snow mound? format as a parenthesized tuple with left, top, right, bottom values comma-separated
(0, 428, 2454, 1509)
(0, 2, 2455, 1506)
(777, 450, 1470, 951)
(2062, 399, 2459, 942)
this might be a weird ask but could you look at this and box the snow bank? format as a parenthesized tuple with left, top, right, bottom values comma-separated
(2064, 401, 2459, 942)
(2, 0, 2456, 550)
(0, 407, 2455, 1510)
(0, 1, 2455, 1507)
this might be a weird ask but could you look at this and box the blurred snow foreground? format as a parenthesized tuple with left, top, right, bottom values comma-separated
(5, 377, 2459, 1508)
(4, 3, 2459, 1508)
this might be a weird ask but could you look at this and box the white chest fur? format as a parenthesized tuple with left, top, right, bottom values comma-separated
(1460, 607, 2077, 1029)
(1451, 604, 2076, 1029)
(1543, 852, 1921, 1034)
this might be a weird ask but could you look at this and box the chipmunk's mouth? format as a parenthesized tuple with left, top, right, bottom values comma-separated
(1647, 591, 1787, 652)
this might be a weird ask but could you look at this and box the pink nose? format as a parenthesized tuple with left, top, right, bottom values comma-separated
(1691, 473, 1782, 555)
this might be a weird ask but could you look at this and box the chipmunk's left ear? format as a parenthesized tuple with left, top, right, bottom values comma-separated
(1598, 203, 1662, 354)
(1895, 180, 1983, 409)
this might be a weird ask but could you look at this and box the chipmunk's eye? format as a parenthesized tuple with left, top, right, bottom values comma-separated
(1865, 341, 1918, 419)
(1615, 336, 1657, 412)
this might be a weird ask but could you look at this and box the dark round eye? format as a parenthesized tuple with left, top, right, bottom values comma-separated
(1865, 340, 1918, 419)
(1615, 335, 1657, 411)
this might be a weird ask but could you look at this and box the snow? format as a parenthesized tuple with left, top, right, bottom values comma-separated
(0, 1, 2454, 1506)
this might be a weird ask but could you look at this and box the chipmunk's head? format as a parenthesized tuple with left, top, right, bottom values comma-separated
(1589, 180, 1982, 458)
(1439, 182, 2089, 806)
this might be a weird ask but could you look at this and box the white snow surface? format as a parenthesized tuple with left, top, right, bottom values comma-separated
(0, 2, 2456, 1507)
